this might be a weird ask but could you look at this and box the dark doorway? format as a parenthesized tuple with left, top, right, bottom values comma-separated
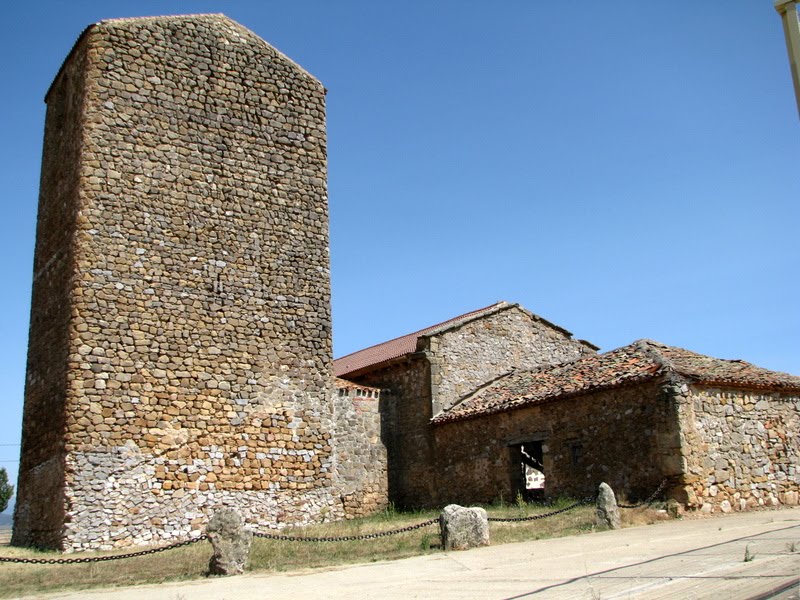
(510, 440, 545, 501)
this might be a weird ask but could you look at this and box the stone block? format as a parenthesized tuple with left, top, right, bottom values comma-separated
(439, 504, 489, 551)
(207, 508, 252, 576)
(596, 482, 620, 530)
(666, 499, 682, 518)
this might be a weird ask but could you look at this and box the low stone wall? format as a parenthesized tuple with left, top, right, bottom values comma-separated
(333, 381, 388, 518)
(679, 385, 800, 513)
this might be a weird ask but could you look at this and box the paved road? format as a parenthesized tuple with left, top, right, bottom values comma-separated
(19, 508, 800, 600)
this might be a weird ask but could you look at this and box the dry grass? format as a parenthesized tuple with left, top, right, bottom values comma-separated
(620, 505, 671, 528)
(0, 538, 210, 599)
(0, 498, 650, 599)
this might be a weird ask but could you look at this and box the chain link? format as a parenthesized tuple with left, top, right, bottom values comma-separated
(617, 479, 668, 509)
(0, 534, 208, 565)
(487, 499, 588, 522)
(0, 481, 668, 561)
(252, 517, 438, 542)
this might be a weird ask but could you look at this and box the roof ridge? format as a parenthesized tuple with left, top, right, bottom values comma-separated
(633, 339, 675, 373)
(434, 339, 800, 425)
(333, 301, 506, 363)
(418, 301, 511, 340)
(98, 13, 226, 25)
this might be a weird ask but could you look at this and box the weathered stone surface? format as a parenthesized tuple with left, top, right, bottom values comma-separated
(431, 380, 673, 505)
(14, 14, 350, 552)
(344, 304, 594, 508)
(348, 357, 434, 508)
(427, 377, 799, 516)
(596, 483, 620, 530)
(677, 386, 800, 514)
(439, 504, 489, 551)
(207, 508, 252, 576)
(428, 305, 595, 414)
(666, 499, 681, 519)
(333, 380, 388, 518)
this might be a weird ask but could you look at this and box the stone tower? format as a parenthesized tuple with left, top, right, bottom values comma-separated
(14, 14, 337, 551)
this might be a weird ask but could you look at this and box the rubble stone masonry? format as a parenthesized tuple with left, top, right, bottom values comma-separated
(348, 357, 435, 508)
(345, 305, 595, 508)
(425, 305, 595, 413)
(432, 381, 679, 506)
(333, 381, 388, 518)
(678, 386, 800, 512)
(15, 14, 342, 551)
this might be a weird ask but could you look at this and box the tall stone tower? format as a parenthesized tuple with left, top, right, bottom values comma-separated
(14, 14, 337, 551)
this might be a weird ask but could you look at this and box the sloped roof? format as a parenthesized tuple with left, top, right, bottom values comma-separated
(333, 302, 512, 377)
(433, 339, 800, 424)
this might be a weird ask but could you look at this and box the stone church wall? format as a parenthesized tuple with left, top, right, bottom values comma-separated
(426, 306, 595, 414)
(333, 382, 388, 517)
(15, 15, 339, 551)
(432, 380, 680, 506)
(346, 357, 438, 508)
(343, 306, 596, 508)
(678, 385, 800, 513)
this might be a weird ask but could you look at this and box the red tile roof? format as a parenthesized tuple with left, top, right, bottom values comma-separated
(334, 302, 511, 377)
(433, 339, 800, 424)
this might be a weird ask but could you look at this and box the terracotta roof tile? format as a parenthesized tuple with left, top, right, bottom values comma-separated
(654, 343, 800, 390)
(333, 302, 510, 377)
(433, 340, 800, 424)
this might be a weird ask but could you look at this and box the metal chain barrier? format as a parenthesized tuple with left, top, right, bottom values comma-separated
(252, 517, 439, 542)
(487, 499, 589, 523)
(617, 479, 668, 509)
(0, 480, 669, 562)
(0, 534, 207, 565)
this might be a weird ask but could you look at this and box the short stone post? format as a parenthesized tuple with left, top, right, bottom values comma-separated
(596, 482, 621, 530)
(439, 504, 490, 551)
(666, 498, 681, 519)
(207, 508, 252, 576)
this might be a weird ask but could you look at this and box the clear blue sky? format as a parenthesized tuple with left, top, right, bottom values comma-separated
(1, 1, 798, 504)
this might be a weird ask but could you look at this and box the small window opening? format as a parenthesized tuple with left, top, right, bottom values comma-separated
(570, 443, 583, 467)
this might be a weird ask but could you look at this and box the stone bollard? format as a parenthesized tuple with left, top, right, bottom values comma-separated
(439, 504, 490, 551)
(596, 482, 621, 530)
(206, 508, 252, 576)
(666, 499, 681, 519)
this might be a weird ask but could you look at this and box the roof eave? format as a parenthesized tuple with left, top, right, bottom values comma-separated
(687, 379, 800, 395)
(433, 372, 665, 426)
(335, 351, 426, 380)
